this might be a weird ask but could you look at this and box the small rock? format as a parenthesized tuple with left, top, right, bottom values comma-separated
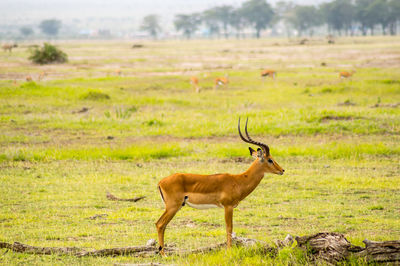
(146, 239, 157, 247)
(89, 214, 108, 220)
(77, 107, 89, 113)
(107, 136, 114, 140)
(275, 234, 294, 248)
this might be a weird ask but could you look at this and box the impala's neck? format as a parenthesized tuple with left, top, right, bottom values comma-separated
(237, 159, 266, 200)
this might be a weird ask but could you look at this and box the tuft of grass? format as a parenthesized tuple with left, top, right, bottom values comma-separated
(321, 87, 333, 93)
(80, 90, 110, 100)
(143, 119, 164, 127)
(380, 79, 400, 84)
(369, 205, 384, 211)
(104, 106, 137, 119)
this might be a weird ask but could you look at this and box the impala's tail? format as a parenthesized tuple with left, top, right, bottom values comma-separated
(158, 185, 165, 203)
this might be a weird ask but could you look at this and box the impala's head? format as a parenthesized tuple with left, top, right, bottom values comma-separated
(238, 117, 285, 175)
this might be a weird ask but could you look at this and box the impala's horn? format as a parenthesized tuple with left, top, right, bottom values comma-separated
(238, 117, 270, 156)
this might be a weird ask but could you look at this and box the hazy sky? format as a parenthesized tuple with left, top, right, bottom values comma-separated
(1, 0, 326, 22)
(0, 0, 328, 34)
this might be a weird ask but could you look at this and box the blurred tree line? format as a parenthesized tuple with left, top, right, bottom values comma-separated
(167, 0, 400, 38)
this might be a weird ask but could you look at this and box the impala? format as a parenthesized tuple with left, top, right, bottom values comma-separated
(155, 118, 285, 256)
(38, 71, 47, 81)
(190, 76, 200, 93)
(339, 70, 355, 79)
(214, 75, 229, 90)
(261, 69, 276, 80)
(26, 75, 33, 82)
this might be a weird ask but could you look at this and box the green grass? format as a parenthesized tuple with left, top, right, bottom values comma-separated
(0, 36, 399, 265)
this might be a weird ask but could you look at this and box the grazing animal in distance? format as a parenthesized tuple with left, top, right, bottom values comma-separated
(155, 117, 285, 256)
(25, 75, 33, 82)
(190, 76, 200, 93)
(38, 71, 47, 81)
(261, 69, 276, 80)
(214, 75, 229, 90)
(115, 69, 122, 76)
(2, 44, 18, 52)
(339, 70, 355, 79)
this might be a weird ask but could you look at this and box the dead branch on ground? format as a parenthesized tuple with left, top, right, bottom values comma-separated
(106, 192, 145, 202)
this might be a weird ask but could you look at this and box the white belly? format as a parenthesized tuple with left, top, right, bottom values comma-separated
(186, 201, 221, 209)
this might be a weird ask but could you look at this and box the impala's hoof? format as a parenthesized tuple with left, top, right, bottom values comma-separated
(158, 246, 167, 257)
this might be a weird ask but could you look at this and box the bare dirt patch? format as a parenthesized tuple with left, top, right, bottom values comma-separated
(320, 115, 363, 123)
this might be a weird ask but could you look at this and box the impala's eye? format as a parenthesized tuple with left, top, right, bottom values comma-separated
(268, 159, 273, 163)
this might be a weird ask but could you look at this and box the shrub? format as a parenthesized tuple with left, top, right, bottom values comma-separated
(28, 43, 68, 64)
(81, 90, 110, 100)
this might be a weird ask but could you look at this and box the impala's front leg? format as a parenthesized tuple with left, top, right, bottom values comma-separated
(155, 205, 180, 256)
(224, 205, 233, 248)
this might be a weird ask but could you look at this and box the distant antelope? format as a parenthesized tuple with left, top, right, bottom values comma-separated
(190, 76, 200, 93)
(26, 75, 33, 82)
(115, 69, 122, 76)
(215, 75, 229, 90)
(2, 44, 17, 52)
(38, 71, 47, 81)
(339, 70, 355, 79)
(261, 69, 276, 80)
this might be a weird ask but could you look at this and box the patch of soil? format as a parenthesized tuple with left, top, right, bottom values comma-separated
(337, 100, 356, 106)
(320, 115, 362, 122)
(371, 102, 400, 108)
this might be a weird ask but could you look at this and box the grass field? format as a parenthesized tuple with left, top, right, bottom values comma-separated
(0, 36, 399, 265)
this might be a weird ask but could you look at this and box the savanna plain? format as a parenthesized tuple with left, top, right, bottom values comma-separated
(0, 37, 399, 265)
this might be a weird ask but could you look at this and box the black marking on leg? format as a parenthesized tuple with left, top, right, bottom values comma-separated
(182, 195, 188, 206)
(158, 186, 165, 203)
(159, 246, 162, 251)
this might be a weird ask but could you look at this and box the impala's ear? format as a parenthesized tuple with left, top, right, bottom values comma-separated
(249, 147, 256, 156)
(257, 148, 265, 162)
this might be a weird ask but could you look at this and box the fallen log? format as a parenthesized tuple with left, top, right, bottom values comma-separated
(0, 235, 269, 257)
(1, 232, 399, 264)
(0, 241, 82, 255)
(357, 239, 400, 263)
(295, 232, 400, 264)
(295, 232, 363, 264)
(106, 192, 145, 202)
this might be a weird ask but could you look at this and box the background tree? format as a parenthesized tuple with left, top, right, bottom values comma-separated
(366, 0, 390, 35)
(213, 5, 234, 39)
(355, 0, 376, 35)
(229, 8, 247, 39)
(20, 26, 34, 38)
(240, 0, 275, 38)
(288, 5, 321, 36)
(174, 13, 201, 39)
(275, 1, 296, 38)
(39, 19, 62, 37)
(321, 0, 355, 36)
(140, 14, 161, 39)
(202, 8, 221, 38)
(388, 0, 400, 35)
